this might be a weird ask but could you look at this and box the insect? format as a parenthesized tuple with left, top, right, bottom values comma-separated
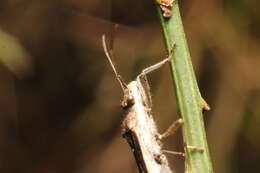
(102, 26, 184, 173)
(157, 0, 175, 18)
(102, 26, 205, 173)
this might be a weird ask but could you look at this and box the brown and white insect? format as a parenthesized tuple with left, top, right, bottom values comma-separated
(158, 0, 175, 18)
(102, 28, 185, 173)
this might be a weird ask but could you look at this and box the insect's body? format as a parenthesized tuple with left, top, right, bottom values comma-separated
(102, 34, 178, 173)
(122, 78, 172, 173)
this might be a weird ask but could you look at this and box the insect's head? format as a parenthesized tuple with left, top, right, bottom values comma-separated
(121, 88, 135, 109)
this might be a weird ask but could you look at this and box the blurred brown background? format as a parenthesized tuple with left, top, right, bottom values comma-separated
(0, 0, 259, 173)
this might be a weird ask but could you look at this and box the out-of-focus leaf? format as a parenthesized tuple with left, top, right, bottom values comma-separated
(0, 28, 33, 78)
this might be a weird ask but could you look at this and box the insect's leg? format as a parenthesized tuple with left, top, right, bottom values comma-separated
(158, 118, 184, 140)
(162, 150, 185, 157)
(154, 149, 184, 164)
(185, 145, 204, 152)
(138, 43, 176, 77)
(183, 142, 204, 152)
(140, 58, 170, 77)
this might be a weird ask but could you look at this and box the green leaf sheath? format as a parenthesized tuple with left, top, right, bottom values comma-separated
(155, 1, 214, 173)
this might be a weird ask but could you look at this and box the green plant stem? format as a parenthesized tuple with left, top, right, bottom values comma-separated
(155, 1, 214, 173)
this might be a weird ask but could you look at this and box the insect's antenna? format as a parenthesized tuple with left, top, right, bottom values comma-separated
(109, 24, 119, 51)
(102, 34, 127, 91)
